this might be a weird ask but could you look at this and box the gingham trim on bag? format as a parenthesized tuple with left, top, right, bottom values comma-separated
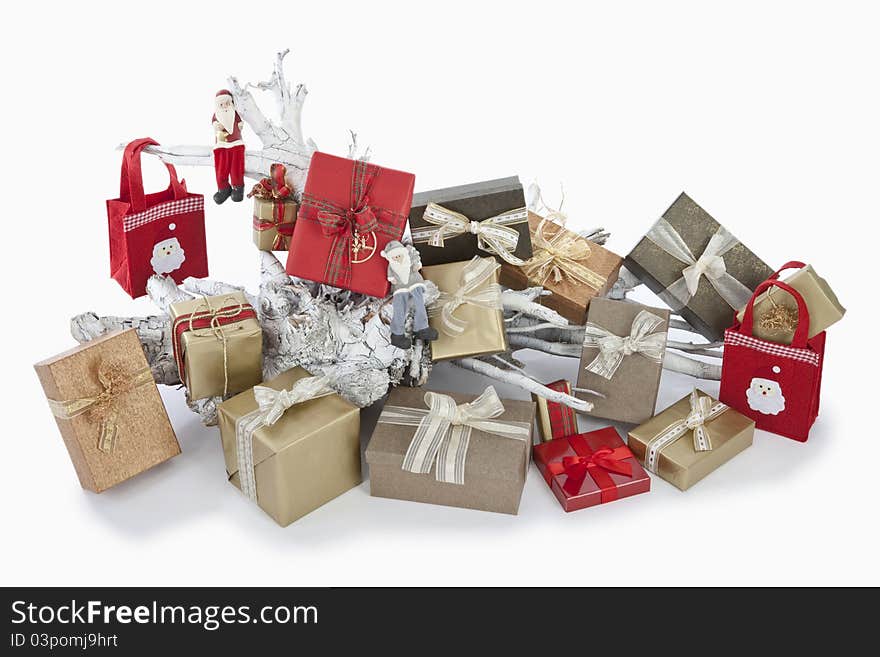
(725, 330, 820, 367)
(123, 196, 204, 232)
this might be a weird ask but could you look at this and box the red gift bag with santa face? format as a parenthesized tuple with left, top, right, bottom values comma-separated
(107, 138, 208, 298)
(720, 279, 825, 442)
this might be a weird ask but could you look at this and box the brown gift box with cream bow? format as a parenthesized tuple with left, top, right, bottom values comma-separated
(34, 329, 180, 493)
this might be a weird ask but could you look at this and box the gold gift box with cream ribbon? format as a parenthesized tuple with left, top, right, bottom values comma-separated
(252, 198, 297, 251)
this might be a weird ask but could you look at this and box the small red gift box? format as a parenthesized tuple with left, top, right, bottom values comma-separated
(286, 152, 415, 297)
(533, 427, 650, 512)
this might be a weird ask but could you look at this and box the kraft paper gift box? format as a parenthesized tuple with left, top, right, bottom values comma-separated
(422, 256, 509, 361)
(533, 427, 650, 512)
(365, 385, 535, 515)
(217, 367, 361, 527)
(624, 192, 773, 342)
(575, 298, 670, 424)
(409, 176, 533, 267)
(628, 389, 755, 491)
(734, 262, 845, 345)
(532, 380, 579, 442)
(499, 211, 623, 324)
(34, 329, 180, 493)
(252, 197, 297, 251)
(169, 292, 263, 401)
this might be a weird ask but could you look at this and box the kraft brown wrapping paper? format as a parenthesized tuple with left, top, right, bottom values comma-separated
(365, 386, 535, 514)
(627, 391, 755, 491)
(33, 329, 180, 493)
(253, 198, 297, 251)
(217, 367, 361, 527)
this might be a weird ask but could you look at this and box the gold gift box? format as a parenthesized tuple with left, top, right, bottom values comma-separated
(169, 292, 263, 400)
(628, 391, 755, 491)
(217, 367, 362, 527)
(253, 198, 297, 251)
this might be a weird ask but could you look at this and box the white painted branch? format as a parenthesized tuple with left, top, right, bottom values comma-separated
(501, 289, 569, 326)
(662, 351, 722, 380)
(507, 334, 583, 357)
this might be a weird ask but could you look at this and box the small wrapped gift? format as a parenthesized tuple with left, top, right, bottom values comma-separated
(624, 192, 773, 341)
(409, 176, 532, 267)
(286, 152, 414, 297)
(533, 427, 650, 512)
(532, 380, 578, 442)
(365, 386, 535, 514)
(734, 261, 845, 345)
(169, 292, 263, 400)
(34, 329, 180, 493)
(423, 256, 508, 361)
(249, 163, 297, 251)
(499, 211, 623, 324)
(628, 389, 755, 491)
(217, 367, 361, 527)
(575, 298, 670, 424)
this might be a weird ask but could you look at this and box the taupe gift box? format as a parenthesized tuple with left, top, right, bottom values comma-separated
(34, 329, 180, 493)
(217, 367, 361, 527)
(624, 192, 773, 341)
(252, 197, 297, 251)
(576, 298, 670, 424)
(365, 386, 535, 514)
(169, 291, 263, 400)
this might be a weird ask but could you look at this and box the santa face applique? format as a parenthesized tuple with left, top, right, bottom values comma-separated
(150, 236, 186, 275)
(746, 365, 786, 415)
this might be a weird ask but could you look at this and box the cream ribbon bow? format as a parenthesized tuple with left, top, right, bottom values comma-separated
(645, 218, 754, 310)
(644, 389, 729, 474)
(378, 386, 532, 485)
(411, 202, 529, 265)
(521, 215, 607, 289)
(582, 309, 667, 379)
(428, 257, 503, 337)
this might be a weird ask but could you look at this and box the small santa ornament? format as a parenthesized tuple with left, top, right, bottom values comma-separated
(212, 89, 246, 204)
(746, 365, 786, 416)
(381, 241, 438, 349)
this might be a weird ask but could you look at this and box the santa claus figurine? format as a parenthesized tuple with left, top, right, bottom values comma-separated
(212, 89, 246, 204)
(381, 241, 438, 349)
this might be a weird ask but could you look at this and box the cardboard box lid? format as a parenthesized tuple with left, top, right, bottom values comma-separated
(411, 176, 522, 207)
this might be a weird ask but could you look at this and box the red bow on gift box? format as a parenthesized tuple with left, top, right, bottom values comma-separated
(547, 435, 633, 502)
(250, 163, 296, 250)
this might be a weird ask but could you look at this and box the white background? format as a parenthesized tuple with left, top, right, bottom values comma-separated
(3, 1, 877, 586)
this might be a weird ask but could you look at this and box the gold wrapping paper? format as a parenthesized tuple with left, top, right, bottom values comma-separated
(627, 392, 755, 491)
(499, 212, 623, 324)
(216, 367, 361, 527)
(734, 264, 845, 344)
(33, 329, 180, 493)
(422, 260, 508, 361)
(169, 292, 263, 400)
(252, 198, 297, 251)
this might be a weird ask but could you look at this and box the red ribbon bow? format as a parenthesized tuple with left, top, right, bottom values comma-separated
(547, 435, 633, 502)
(251, 163, 295, 250)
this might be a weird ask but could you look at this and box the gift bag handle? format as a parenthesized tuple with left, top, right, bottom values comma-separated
(740, 279, 811, 348)
(767, 261, 807, 280)
(119, 138, 187, 213)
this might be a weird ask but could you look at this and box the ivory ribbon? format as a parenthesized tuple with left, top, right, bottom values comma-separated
(377, 386, 532, 485)
(47, 361, 154, 454)
(645, 218, 753, 310)
(411, 202, 529, 265)
(428, 257, 503, 337)
(644, 389, 728, 474)
(582, 309, 666, 379)
(234, 375, 335, 503)
(521, 215, 607, 289)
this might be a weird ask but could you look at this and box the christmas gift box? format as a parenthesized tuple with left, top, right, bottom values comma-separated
(575, 298, 670, 424)
(734, 261, 845, 345)
(533, 427, 650, 512)
(286, 152, 415, 297)
(409, 176, 532, 267)
(624, 192, 773, 341)
(250, 164, 297, 251)
(628, 389, 755, 491)
(532, 380, 578, 442)
(365, 386, 535, 514)
(217, 368, 361, 527)
(423, 256, 508, 361)
(34, 329, 180, 493)
(169, 292, 263, 400)
(499, 211, 623, 324)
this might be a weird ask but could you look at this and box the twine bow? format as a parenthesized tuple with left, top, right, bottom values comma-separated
(582, 309, 667, 379)
(377, 386, 532, 485)
(428, 257, 503, 337)
(47, 360, 154, 454)
(411, 202, 529, 265)
(250, 163, 295, 250)
(547, 438, 633, 502)
(521, 215, 607, 289)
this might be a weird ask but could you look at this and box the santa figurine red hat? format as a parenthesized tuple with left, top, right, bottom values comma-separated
(212, 89, 246, 204)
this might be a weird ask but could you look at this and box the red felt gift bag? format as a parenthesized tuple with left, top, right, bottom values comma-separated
(720, 279, 825, 442)
(107, 138, 208, 298)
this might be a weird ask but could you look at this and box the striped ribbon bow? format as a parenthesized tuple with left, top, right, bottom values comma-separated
(428, 257, 503, 337)
(521, 215, 607, 289)
(411, 202, 529, 265)
(582, 309, 667, 379)
(378, 386, 532, 485)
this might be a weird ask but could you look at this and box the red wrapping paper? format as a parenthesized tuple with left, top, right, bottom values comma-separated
(533, 427, 650, 512)
(286, 152, 415, 297)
